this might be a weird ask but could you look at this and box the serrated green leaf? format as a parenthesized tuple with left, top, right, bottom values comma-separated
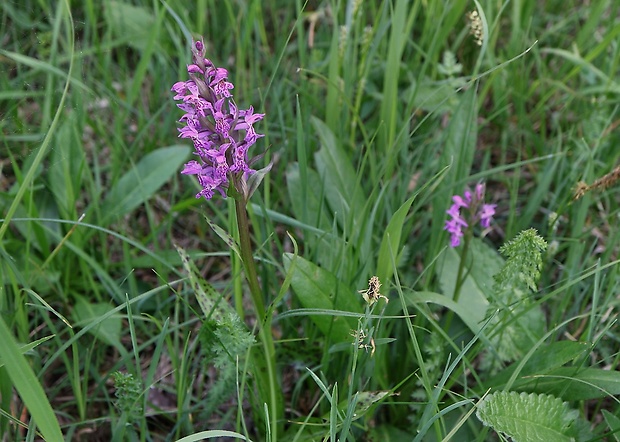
(476, 391, 578, 442)
(282, 253, 361, 342)
(100, 145, 189, 224)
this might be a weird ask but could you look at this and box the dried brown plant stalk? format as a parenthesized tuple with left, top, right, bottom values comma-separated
(573, 165, 620, 200)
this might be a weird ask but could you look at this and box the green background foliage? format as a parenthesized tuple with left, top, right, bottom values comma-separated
(1, 0, 620, 440)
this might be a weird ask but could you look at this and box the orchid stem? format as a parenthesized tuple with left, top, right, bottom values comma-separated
(443, 232, 471, 333)
(234, 197, 282, 438)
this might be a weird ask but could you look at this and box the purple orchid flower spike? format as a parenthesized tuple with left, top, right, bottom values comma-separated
(445, 183, 496, 247)
(172, 38, 268, 201)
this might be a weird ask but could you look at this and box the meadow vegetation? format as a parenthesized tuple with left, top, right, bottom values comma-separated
(1, 0, 620, 440)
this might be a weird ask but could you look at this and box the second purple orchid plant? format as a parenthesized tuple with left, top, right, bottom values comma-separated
(444, 183, 496, 304)
(172, 38, 281, 433)
(445, 183, 496, 248)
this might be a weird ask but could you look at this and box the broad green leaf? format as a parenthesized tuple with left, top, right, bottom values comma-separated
(376, 192, 416, 285)
(286, 163, 332, 231)
(527, 367, 620, 401)
(311, 117, 366, 230)
(476, 391, 579, 442)
(72, 296, 122, 350)
(428, 86, 478, 259)
(282, 253, 361, 342)
(485, 341, 591, 390)
(0, 316, 64, 441)
(48, 117, 84, 220)
(602, 409, 620, 442)
(246, 161, 273, 200)
(442, 82, 477, 181)
(436, 238, 502, 331)
(394, 290, 486, 338)
(100, 145, 189, 224)
(104, 1, 156, 52)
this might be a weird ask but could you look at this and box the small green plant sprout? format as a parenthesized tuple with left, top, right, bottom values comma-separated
(176, 245, 254, 419)
(476, 391, 587, 441)
(111, 371, 143, 417)
(483, 229, 548, 370)
(358, 276, 388, 306)
(437, 50, 463, 78)
(494, 228, 548, 295)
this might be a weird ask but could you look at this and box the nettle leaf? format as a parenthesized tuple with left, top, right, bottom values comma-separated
(476, 391, 579, 442)
(100, 145, 189, 225)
